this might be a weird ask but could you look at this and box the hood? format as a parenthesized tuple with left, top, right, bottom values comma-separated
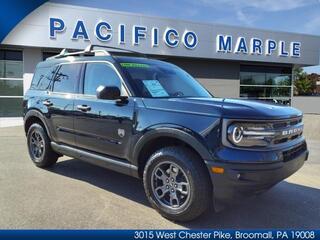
(142, 97, 302, 120)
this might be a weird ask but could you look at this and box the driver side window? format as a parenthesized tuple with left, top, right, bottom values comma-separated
(84, 62, 122, 95)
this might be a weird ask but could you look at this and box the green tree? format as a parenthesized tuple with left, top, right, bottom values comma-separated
(307, 73, 319, 94)
(293, 67, 313, 96)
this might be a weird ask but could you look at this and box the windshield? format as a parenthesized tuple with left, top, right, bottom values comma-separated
(119, 61, 212, 98)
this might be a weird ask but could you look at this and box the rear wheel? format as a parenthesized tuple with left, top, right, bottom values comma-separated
(27, 123, 59, 168)
(143, 146, 212, 222)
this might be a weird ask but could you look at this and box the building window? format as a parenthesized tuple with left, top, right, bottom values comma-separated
(0, 49, 23, 117)
(0, 80, 23, 96)
(240, 65, 292, 105)
(0, 98, 23, 117)
(0, 50, 23, 78)
(42, 52, 59, 61)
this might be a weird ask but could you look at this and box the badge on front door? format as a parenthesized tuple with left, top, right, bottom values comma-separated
(118, 129, 125, 138)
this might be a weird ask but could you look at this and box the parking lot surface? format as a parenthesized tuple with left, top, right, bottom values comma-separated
(0, 126, 319, 229)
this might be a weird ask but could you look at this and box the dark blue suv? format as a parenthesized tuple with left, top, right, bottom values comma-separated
(23, 45, 308, 221)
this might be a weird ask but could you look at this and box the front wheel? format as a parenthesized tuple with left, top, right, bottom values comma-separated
(27, 123, 59, 168)
(143, 146, 212, 222)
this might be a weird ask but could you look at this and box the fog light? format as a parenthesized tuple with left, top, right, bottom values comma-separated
(211, 167, 224, 174)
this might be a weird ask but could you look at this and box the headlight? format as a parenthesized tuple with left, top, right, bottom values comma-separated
(230, 125, 244, 144)
(227, 122, 275, 147)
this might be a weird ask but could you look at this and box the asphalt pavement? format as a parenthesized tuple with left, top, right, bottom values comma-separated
(0, 126, 319, 229)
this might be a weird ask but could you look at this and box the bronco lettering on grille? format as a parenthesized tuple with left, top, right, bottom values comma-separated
(282, 127, 303, 136)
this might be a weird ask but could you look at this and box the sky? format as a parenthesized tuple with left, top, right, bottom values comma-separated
(51, 0, 320, 74)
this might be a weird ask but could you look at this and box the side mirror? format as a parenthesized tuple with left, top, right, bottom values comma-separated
(96, 85, 121, 100)
(96, 85, 128, 103)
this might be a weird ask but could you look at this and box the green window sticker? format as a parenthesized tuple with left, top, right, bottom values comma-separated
(142, 80, 169, 97)
(120, 62, 150, 68)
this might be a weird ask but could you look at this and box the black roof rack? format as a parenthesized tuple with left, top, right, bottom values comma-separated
(46, 48, 94, 60)
(47, 44, 147, 60)
(84, 45, 148, 58)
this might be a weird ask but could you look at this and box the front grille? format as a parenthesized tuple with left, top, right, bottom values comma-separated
(283, 142, 307, 162)
(272, 117, 302, 129)
(271, 117, 303, 145)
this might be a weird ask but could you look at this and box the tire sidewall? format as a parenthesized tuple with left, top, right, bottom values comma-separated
(27, 123, 50, 166)
(143, 149, 198, 217)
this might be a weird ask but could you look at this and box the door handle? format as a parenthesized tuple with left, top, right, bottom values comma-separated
(42, 100, 53, 107)
(77, 105, 91, 112)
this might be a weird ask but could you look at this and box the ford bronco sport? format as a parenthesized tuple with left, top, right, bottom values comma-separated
(23, 45, 308, 222)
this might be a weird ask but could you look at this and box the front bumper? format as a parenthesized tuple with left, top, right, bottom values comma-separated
(206, 141, 309, 210)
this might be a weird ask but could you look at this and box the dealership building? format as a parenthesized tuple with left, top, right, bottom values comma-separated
(1, 2, 320, 117)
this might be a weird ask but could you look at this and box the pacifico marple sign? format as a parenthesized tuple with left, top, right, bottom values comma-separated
(4, 3, 320, 65)
(49, 17, 301, 58)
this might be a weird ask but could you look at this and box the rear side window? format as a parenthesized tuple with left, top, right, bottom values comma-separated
(52, 63, 82, 93)
(30, 66, 56, 90)
(83, 63, 121, 95)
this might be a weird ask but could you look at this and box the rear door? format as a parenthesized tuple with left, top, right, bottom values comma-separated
(74, 61, 135, 159)
(44, 62, 83, 146)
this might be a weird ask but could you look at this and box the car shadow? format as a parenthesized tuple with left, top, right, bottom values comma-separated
(49, 158, 320, 229)
(184, 181, 320, 229)
(48, 158, 149, 206)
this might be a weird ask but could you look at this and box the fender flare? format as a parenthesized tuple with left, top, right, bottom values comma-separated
(131, 126, 212, 166)
(24, 109, 52, 139)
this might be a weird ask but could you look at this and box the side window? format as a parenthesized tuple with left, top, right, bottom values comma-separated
(84, 63, 121, 95)
(52, 63, 82, 93)
(30, 66, 57, 90)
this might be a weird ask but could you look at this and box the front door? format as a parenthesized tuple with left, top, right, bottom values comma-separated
(74, 62, 135, 159)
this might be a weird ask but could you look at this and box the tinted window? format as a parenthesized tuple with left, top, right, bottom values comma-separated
(0, 80, 23, 96)
(239, 64, 292, 105)
(5, 61, 23, 78)
(30, 66, 57, 90)
(52, 63, 82, 93)
(240, 65, 291, 74)
(5, 50, 23, 61)
(0, 50, 23, 78)
(0, 61, 4, 78)
(0, 98, 23, 117)
(84, 63, 121, 95)
(42, 52, 58, 61)
(0, 49, 23, 61)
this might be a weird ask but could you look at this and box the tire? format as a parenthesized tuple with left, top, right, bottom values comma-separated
(143, 146, 212, 222)
(27, 123, 59, 168)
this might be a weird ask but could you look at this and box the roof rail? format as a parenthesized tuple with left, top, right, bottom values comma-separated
(84, 45, 148, 58)
(46, 48, 95, 60)
(46, 44, 147, 60)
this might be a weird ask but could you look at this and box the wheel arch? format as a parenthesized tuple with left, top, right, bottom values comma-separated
(24, 110, 51, 139)
(132, 127, 212, 178)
